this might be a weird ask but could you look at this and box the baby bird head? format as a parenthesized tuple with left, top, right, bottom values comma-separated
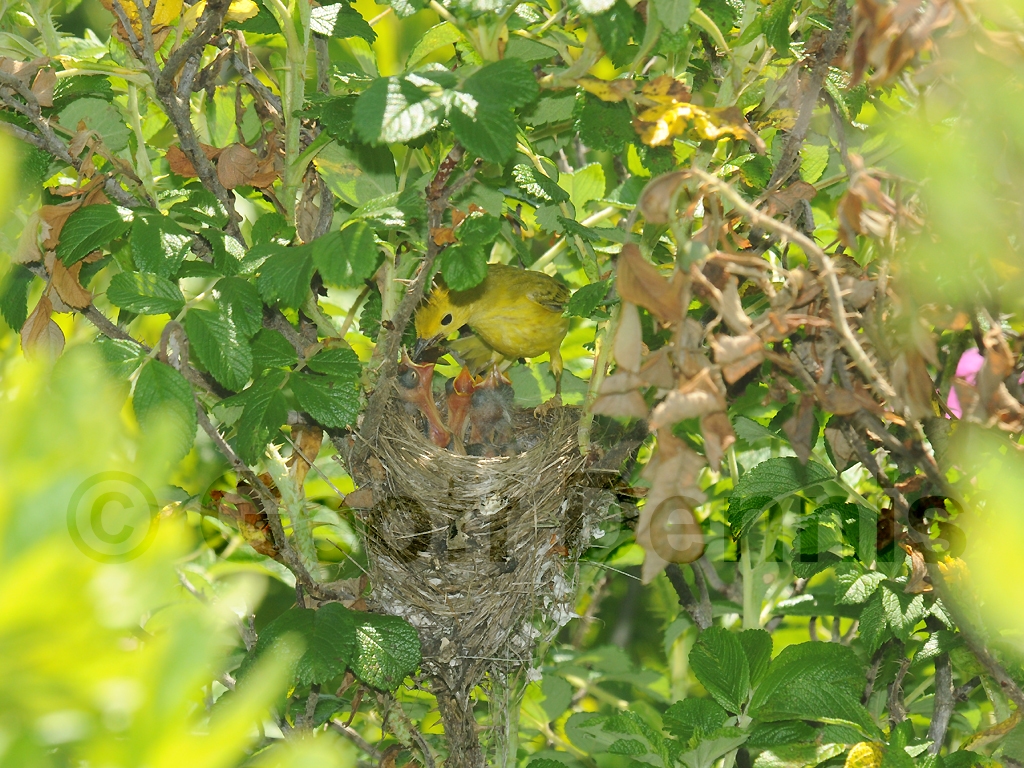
(413, 287, 472, 360)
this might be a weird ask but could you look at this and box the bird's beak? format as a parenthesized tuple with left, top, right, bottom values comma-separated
(412, 335, 441, 362)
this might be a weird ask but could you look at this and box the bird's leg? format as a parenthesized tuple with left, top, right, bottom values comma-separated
(445, 366, 476, 454)
(397, 351, 452, 448)
(534, 348, 564, 417)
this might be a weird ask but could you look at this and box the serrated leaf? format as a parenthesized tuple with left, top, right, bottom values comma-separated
(58, 98, 130, 151)
(880, 584, 927, 641)
(460, 58, 539, 109)
(223, 370, 289, 464)
(764, 0, 798, 55)
(290, 372, 360, 428)
(567, 279, 610, 317)
(912, 630, 961, 668)
(654, 0, 692, 33)
(131, 213, 191, 278)
(0, 265, 34, 331)
(313, 222, 379, 288)
(354, 76, 443, 144)
(257, 245, 315, 309)
(608, 738, 648, 755)
(857, 591, 890, 654)
(728, 458, 833, 537)
(133, 360, 196, 459)
(749, 642, 877, 735)
(689, 626, 750, 714)
(663, 698, 729, 743)
(800, 144, 830, 184)
(314, 142, 397, 208)
(512, 164, 569, 203)
(214, 277, 263, 339)
(306, 347, 361, 379)
(56, 204, 133, 266)
(458, 214, 502, 247)
(679, 727, 748, 768)
(94, 336, 147, 379)
(185, 308, 253, 392)
(505, 36, 558, 62)
(439, 244, 488, 291)
(835, 564, 887, 604)
(251, 211, 287, 246)
(251, 328, 298, 371)
(558, 162, 606, 212)
(107, 271, 185, 315)
(295, 603, 357, 685)
(351, 612, 421, 690)
(310, 2, 376, 42)
(739, 629, 773, 688)
(450, 102, 519, 164)
(406, 22, 463, 69)
(746, 721, 818, 748)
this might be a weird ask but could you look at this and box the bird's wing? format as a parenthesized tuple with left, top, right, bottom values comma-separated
(525, 280, 570, 314)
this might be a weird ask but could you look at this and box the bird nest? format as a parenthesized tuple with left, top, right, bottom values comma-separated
(359, 397, 611, 693)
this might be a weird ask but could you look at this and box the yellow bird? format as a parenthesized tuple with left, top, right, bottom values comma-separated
(413, 263, 571, 395)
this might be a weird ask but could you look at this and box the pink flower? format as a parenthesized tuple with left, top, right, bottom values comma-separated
(946, 348, 984, 418)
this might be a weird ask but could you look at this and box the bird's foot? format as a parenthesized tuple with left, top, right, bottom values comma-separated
(533, 393, 562, 419)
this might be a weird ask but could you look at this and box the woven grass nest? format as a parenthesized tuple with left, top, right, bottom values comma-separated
(360, 394, 613, 705)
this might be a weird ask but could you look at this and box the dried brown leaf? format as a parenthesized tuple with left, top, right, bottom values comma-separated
(637, 171, 687, 225)
(711, 333, 764, 383)
(30, 68, 56, 107)
(824, 424, 857, 471)
(720, 276, 753, 334)
(50, 259, 93, 309)
(289, 425, 324, 489)
(617, 244, 688, 324)
(700, 410, 735, 469)
(217, 143, 260, 190)
(782, 394, 817, 464)
(649, 368, 724, 430)
(613, 301, 643, 373)
(592, 371, 649, 419)
(892, 350, 935, 420)
(21, 295, 64, 359)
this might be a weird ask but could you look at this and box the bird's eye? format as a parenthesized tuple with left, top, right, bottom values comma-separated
(441, 313, 453, 326)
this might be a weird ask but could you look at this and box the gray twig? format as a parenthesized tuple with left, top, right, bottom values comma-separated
(927, 653, 954, 754)
(665, 563, 712, 630)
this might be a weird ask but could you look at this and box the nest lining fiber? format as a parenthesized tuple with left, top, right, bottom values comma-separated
(361, 398, 611, 689)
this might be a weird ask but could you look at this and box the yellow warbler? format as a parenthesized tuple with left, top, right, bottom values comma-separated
(414, 264, 570, 392)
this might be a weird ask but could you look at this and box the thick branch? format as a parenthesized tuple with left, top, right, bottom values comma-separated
(768, 0, 851, 189)
(928, 653, 954, 754)
(666, 564, 713, 629)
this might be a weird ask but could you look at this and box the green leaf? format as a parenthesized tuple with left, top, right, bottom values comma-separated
(512, 164, 570, 203)
(170, 187, 229, 229)
(314, 141, 397, 208)
(184, 308, 253, 392)
(214, 277, 263, 339)
(523, 91, 577, 127)
(257, 245, 315, 310)
(591, 2, 638, 66)
(306, 347, 361, 379)
(912, 630, 962, 668)
(858, 591, 890, 654)
(354, 76, 442, 144)
(458, 214, 503, 247)
(576, 96, 635, 153)
(450, 103, 519, 164)
(880, 584, 927, 641)
(800, 144, 829, 184)
(739, 629, 773, 688)
(350, 612, 422, 690)
(608, 739, 647, 755)
(251, 211, 287, 246)
(310, 2, 376, 42)
(133, 361, 196, 460)
(224, 370, 289, 464)
(689, 626, 750, 714)
(439, 244, 489, 291)
(406, 22, 463, 69)
(663, 698, 729, 743)
(679, 727, 748, 768)
(835, 563, 887, 604)
(0, 265, 34, 331)
(749, 642, 877, 735)
(130, 212, 191, 279)
(558, 162, 606, 212)
(764, 0, 799, 55)
(107, 272, 185, 316)
(461, 58, 539, 109)
(653, 0, 692, 34)
(728, 458, 833, 537)
(567, 279, 610, 318)
(505, 36, 558, 62)
(251, 329, 298, 371)
(56, 205, 133, 266)
(746, 721, 817, 748)
(295, 603, 357, 686)
(51, 75, 114, 113)
(313, 222, 379, 288)
(57, 98, 130, 151)
(290, 372, 360, 428)
(94, 336, 147, 379)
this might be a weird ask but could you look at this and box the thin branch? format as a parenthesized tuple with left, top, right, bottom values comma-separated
(692, 168, 898, 402)
(665, 563, 712, 630)
(767, 0, 851, 189)
(888, 657, 911, 727)
(928, 653, 954, 754)
(330, 719, 383, 760)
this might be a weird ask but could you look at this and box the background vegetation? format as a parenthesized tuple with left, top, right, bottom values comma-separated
(2, 0, 1024, 766)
